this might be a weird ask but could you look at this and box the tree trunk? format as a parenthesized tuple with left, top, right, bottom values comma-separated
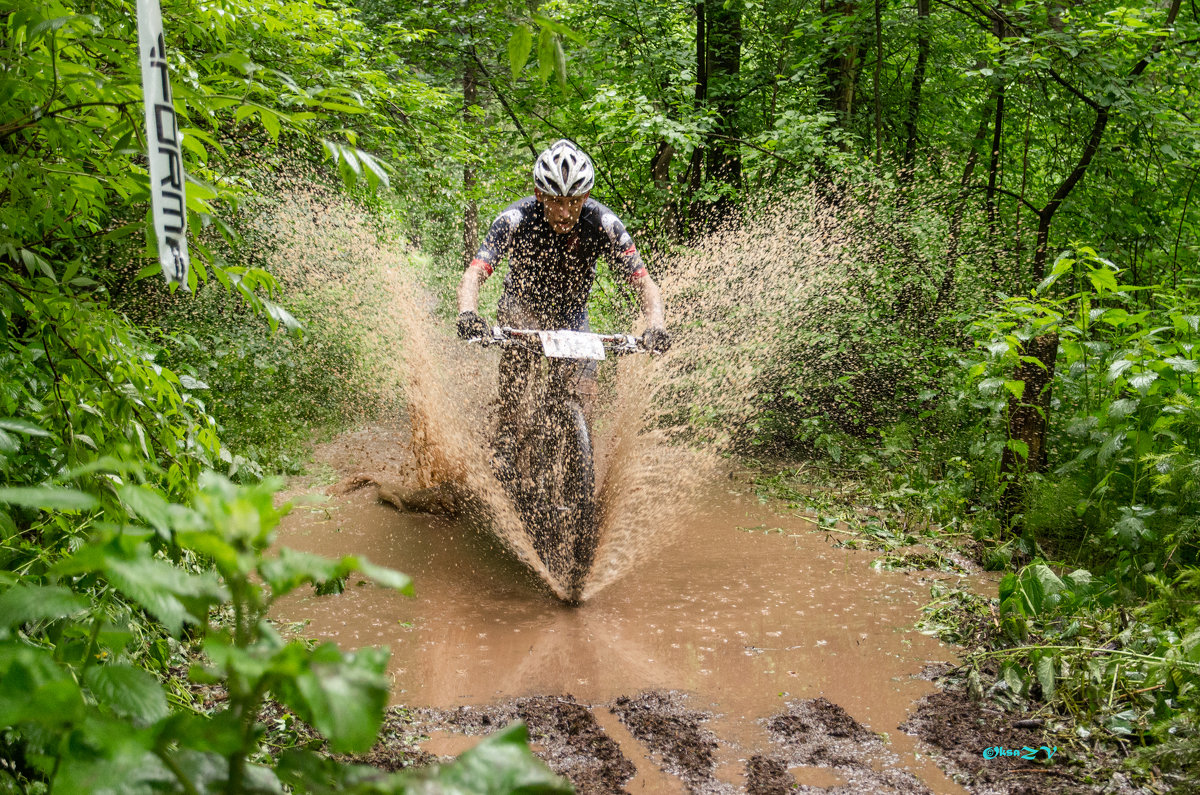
(985, 81, 1005, 254)
(820, 0, 860, 129)
(873, 0, 883, 164)
(704, 0, 742, 218)
(461, 54, 479, 267)
(999, 333, 1058, 528)
(651, 142, 679, 240)
(900, 0, 930, 176)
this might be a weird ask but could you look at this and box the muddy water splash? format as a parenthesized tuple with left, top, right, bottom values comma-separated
(252, 183, 864, 600)
(244, 182, 560, 591)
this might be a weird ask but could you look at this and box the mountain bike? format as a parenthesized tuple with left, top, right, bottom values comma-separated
(470, 326, 649, 603)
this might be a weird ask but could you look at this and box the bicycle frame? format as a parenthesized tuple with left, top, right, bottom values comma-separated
(470, 326, 648, 602)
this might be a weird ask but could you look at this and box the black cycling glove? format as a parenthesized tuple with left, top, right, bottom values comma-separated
(642, 326, 671, 353)
(457, 311, 490, 340)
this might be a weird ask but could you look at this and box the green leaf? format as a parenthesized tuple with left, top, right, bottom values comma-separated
(1107, 359, 1133, 382)
(537, 28, 556, 84)
(355, 149, 390, 191)
(0, 487, 97, 511)
(358, 559, 414, 596)
(553, 37, 568, 93)
(178, 374, 209, 390)
(1164, 356, 1198, 373)
(0, 418, 50, 437)
(261, 296, 302, 333)
(532, 14, 586, 44)
(259, 547, 341, 597)
(260, 108, 281, 141)
(400, 722, 572, 792)
(1003, 379, 1025, 400)
(276, 643, 390, 753)
(65, 553, 229, 636)
(84, 664, 170, 724)
(1129, 371, 1158, 393)
(1097, 432, 1125, 467)
(1087, 267, 1118, 294)
(1036, 656, 1056, 701)
(117, 485, 173, 536)
(0, 585, 89, 628)
(508, 24, 533, 80)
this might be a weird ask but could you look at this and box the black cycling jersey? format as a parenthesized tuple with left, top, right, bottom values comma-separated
(469, 196, 647, 324)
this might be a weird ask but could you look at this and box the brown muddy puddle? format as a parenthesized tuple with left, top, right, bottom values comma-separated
(272, 463, 972, 794)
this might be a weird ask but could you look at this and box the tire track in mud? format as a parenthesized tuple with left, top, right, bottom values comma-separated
(380, 689, 976, 794)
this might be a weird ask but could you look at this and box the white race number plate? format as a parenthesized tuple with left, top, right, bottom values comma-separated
(538, 330, 606, 360)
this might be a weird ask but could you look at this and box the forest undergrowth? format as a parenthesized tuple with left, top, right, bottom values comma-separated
(5, 0, 1200, 790)
(736, 245, 1200, 791)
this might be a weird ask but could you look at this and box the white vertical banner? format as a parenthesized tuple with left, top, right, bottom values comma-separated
(136, 0, 189, 286)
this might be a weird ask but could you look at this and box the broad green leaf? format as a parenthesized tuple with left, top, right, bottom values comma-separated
(85, 664, 170, 724)
(532, 14, 586, 44)
(356, 149, 391, 191)
(554, 37, 568, 93)
(178, 374, 209, 390)
(260, 108, 281, 141)
(1129, 371, 1158, 392)
(358, 559, 414, 596)
(276, 643, 390, 753)
(260, 547, 341, 596)
(1163, 356, 1197, 373)
(508, 24, 533, 80)
(0, 646, 86, 727)
(1003, 379, 1025, 400)
(1087, 267, 1118, 293)
(118, 485, 172, 536)
(1108, 398, 1138, 419)
(0, 585, 89, 627)
(537, 28, 555, 84)
(1107, 359, 1133, 381)
(1097, 432, 1125, 467)
(396, 722, 572, 793)
(1036, 655, 1056, 701)
(0, 418, 50, 437)
(0, 487, 97, 511)
(262, 296, 302, 333)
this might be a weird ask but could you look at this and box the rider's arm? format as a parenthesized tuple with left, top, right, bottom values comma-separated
(630, 270, 665, 329)
(457, 263, 488, 315)
(459, 203, 523, 314)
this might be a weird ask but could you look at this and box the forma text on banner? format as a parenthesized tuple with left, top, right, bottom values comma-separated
(137, 0, 190, 286)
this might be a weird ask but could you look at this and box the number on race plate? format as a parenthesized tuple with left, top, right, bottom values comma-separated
(538, 330, 606, 361)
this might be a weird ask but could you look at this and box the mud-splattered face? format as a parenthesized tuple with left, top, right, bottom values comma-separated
(536, 189, 589, 234)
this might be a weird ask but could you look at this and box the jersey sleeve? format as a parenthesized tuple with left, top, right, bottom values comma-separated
(597, 210, 648, 283)
(469, 205, 524, 277)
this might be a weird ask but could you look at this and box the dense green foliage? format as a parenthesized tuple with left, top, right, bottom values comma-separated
(4, 0, 1200, 788)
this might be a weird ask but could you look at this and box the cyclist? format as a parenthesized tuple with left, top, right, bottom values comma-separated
(456, 139, 670, 476)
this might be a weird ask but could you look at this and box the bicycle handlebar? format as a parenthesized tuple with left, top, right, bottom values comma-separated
(467, 326, 656, 355)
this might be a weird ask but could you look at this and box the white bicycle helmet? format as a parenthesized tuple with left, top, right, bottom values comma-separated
(533, 139, 595, 196)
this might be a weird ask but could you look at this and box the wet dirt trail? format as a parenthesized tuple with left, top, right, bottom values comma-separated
(272, 428, 974, 794)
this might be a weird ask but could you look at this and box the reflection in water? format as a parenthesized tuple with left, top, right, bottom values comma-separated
(272, 479, 969, 793)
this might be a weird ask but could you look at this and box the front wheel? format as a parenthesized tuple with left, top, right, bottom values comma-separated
(560, 401, 597, 602)
(518, 401, 596, 602)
